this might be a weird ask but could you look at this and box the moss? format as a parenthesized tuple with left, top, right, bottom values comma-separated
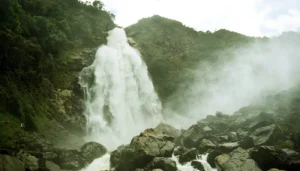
(0, 112, 22, 148)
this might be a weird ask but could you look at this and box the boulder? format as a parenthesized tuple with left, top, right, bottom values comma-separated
(198, 139, 216, 154)
(228, 132, 238, 142)
(173, 146, 188, 156)
(181, 124, 205, 148)
(45, 161, 61, 171)
(251, 146, 300, 171)
(237, 129, 249, 140)
(43, 152, 58, 161)
(80, 142, 107, 162)
(246, 120, 272, 132)
(57, 149, 86, 170)
(268, 169, 286, 171)
(207, 150, 222, 168)
(110, 128, 175, 171)
(178, 148, 197, 164)
(191, 160, 205, 171)
(144, 157, 177, 171)
(0, 154, 25, 171)
(17, 152, 39, 171)
(251, 124, 279, 146)
(218, 142, 239, 153)
(155, 123, 181, 138)
(215, 147, 262, 171)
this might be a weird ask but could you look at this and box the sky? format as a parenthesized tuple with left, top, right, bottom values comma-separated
(96, 0, 300, 37)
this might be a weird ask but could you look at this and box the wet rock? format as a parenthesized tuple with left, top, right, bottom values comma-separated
(268, 169, 286, 171)
(155, 123, 181, 138)
(144, 157, 177, 171)
(228, 132, 238, 142)
(218, 142, 239, 153)
(110, 145, 129, 167)
(246, 120, 272, 132)
(57, 149, 86, 170)
(45, 161, 61, 171)
(17, 152, 39, 171)
(43, 152, 58, 161)
(198, 139, 216, 154)
(173, 146, 188, 156)
(18, 133, 53, 152)
(110, 128, 175, 171)
(0, 154, 25, 171)
(239, 136, 254, 149)
(191, 160, 205, 171)
(60, 90, 72, 97)
(80, 142, 107, 162)
(251, 124, 278, 146)
(210, 120, 229, 133)
(181, 124, 205, 148)
(178, 148, 197, 164)
(215, 147, 262, 171)
(251, 146, 300, 171)
(207, 150, 222, 168)
(237, 129, 249, 140)
(203, 126, 213, 133)
(219, 135, 229, 142)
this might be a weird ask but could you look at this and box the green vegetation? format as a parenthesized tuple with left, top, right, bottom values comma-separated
(125, 15, 259, 101)
(0, 0, 115, 143)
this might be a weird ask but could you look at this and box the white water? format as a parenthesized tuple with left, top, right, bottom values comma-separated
(79, 28, 163, 150)
(172, 154, 217, 171)
(81, 153, 216, 171)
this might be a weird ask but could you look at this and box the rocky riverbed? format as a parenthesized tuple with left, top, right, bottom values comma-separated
(1, 86, 300, 171)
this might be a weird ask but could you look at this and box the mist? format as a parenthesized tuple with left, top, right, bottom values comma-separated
(164, 32, 300, 128)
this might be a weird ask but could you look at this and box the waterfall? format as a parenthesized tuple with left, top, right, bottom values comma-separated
(79, 28, 163, 150)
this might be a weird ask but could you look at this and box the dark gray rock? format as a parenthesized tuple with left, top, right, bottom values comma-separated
(144, 157, 177, 171)
(251, 146, 300, 171)
(218, 142, 239, 153)
(179, 148, 197, 164)
(215, 147, 262, 171)
(198, 139, 216, 154)
(246, 120, 272, 132)
(80, 142, 107, 162)
(251, 124, 278, 146)
(43, 152, 58, 160)
(155, 123, 181, 138)
(57, 149, 86, 170)
(45, 161, 61, 171)
(203, 126, 213, 133)
(0, 154, 25, 171)
(207, 150, 222, 168)
(110, 128, 175, 171)
(228, 132, 238, 142)
(17, 152, 39, 171)
(237, 129, 249, 140)
(191, 160, 205, 171)
(173, 146, 188, 156)
(181, 124, 205, 148)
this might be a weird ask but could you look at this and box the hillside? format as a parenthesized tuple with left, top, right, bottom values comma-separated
(125, 15, 257, 101)
(0, 0, 115, 148)
(125, 15, 300, 106)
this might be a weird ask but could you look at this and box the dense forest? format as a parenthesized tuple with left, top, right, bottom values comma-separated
(0, 0, 115, 147)
(126, 15, 300, 103)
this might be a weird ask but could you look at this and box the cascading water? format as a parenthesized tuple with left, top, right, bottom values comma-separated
(79, 28, 163, 150)
(80, 28, 215, 171)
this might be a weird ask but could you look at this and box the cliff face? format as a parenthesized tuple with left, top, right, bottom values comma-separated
(0, 0, 115, 148)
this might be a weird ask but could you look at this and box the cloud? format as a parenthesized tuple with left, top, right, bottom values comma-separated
(99, 0, 300, 37)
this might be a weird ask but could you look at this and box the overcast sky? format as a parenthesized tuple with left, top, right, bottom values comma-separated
(98, 0, 300, 37)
